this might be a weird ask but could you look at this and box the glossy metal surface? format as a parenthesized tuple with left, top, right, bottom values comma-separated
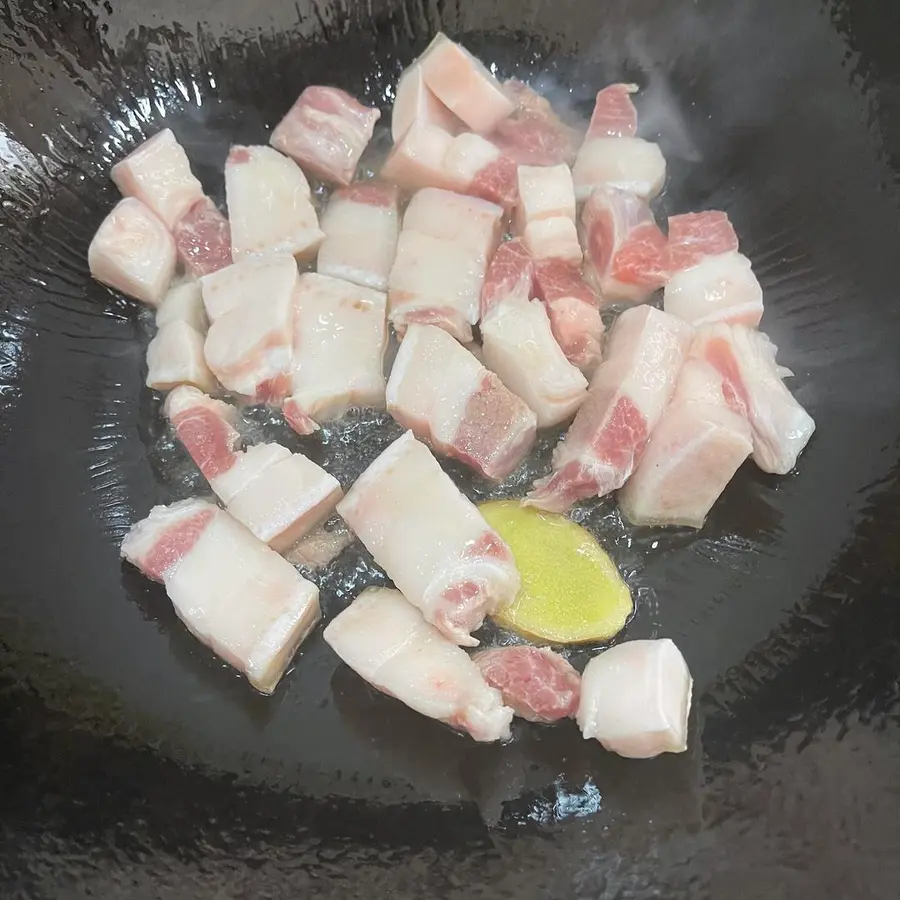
(1, 0, 900, 895)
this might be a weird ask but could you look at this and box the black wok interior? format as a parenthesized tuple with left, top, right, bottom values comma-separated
(2, 0, 900, 896)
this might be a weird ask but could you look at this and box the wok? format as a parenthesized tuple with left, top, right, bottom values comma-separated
(2, 0, 900, 896)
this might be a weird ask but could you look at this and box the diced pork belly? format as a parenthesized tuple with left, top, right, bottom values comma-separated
(488, 79, 580, 166)
(527, 306, 692, 512)
(515, 163, 577, 233)
(532, 259, 605, 371)
(165, 384, 271, 503)
(173, 197, 233, 278)
(618, 359, 753, 528)
(270, 86, 380, 186)
(88, 198, 176, 306)
(156, 280, 208, 332)
(392, 63, 462, 140)
(523, 217, 582, 265)
(664, 212, 762, 327)
(336, 431, 520, 645)
(443, 132, 518, 210)
(164, 385, 241, 482)
(226, 452, 343, 552)
(577, 639, 693, 758)
(146, 321, 216, 392)
(324, 587, 514, 741)
(164, 385, 342, 549)
(582, 186, 668, 303)
(317, 182, 400, 293)
(111, 129, 204, 229)
(481, 295, 588, 428)
(285, 273, 387, 430)
(417, 33, 515, 133)
(573, 85, 665, 201)
(690, 324, 815, 474)
(200, 255, 298, 323)
(480, 237, 534, 318)
(225, 145, 324, 261)
(204, 262, 296, 402)
(386, 324, 537, 480)
(121, 498, 320, 693)
(474, 645, 581, 724)
(380, 120, 458, 193)
(387, 230, 486, 343)
(403, 188, 503, 262)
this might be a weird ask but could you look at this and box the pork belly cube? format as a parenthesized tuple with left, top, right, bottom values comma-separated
(336, 432, 520, 645)
(523, 217, 583, 265)
(474, 645, 581, 724)
(156, 280, 208, 332)
(386, 324, 537, 480)
(225, 145, 324, 262)
(577, 639, 693, 758)
(443, 132, 518, 211)
(488, 79, 580, 167)
(204, 267, 296, 402)
(480, 237, 534, 318)
(200, 255, 298, 323)
(324, 587, 514, 742)
(481, 295, 588, 428)
(582, 186, 669, 303)
(164, 385, 241, 482)
(380, 120, 458, 193)
(690, 324, 815, 474)
(618, 360, 753, 528)
(392, 63, 462, 140)
(173, 196, 233, 278)
(417, 33, 515, 133)
(146, 321, 216, 393)
(664, 212, 761, 327)
(515, 163, 577, 233)
(121, 498, 320, 694)
(111, 129, 204, 229)
(88, 198, 176, 306)
(527, 305, 692, 512)
(387, 230, 485, 343)
(226, 452, 343, 553)
(403, 188, 503, 262)
(317, 182, 400, 292)
(573, 84, 666, 201)
(532, 259, 604, 371)
(285, 273, 387, 430)
(270, 86, 380, 186)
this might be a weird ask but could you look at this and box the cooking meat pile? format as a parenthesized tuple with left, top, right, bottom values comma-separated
(91, 34, 815, 759)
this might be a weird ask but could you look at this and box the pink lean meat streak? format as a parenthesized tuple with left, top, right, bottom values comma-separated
(474, 645, 581, 723)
